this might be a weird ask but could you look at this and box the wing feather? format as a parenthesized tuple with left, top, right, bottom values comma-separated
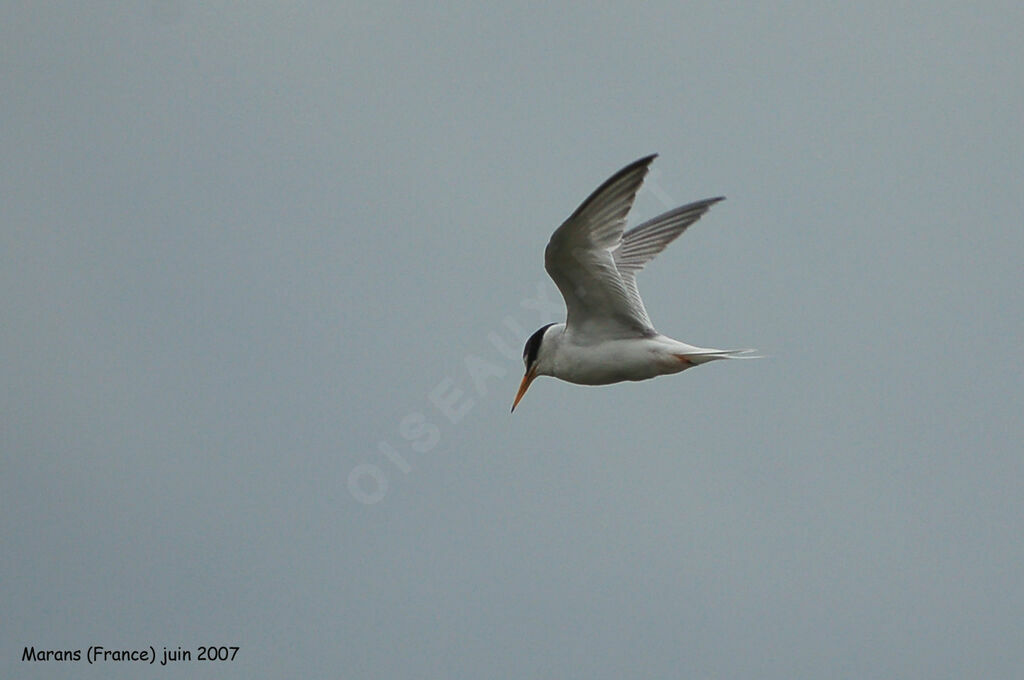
(613, 197, 724, 320)
(543, 157, 724, 342)
(545, 155, 657, 340)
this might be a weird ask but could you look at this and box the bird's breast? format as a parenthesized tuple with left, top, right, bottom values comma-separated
(552, 337, 688, 385)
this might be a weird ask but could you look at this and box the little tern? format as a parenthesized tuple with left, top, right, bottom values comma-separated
(511, 154, 755, 412)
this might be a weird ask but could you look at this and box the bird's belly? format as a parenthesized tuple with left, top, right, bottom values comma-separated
(556, 340, 687, 385)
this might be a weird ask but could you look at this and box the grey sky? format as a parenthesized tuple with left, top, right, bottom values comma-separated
(3, 2, 1022, 678)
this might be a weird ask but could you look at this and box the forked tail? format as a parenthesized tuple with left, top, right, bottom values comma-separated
(680, 348, 761, 365)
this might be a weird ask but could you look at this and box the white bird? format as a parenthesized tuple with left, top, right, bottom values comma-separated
(512, 154, 756, 412)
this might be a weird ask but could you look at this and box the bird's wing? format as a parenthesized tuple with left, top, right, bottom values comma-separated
(544, 155, 658, 340)
(612, 197, 725, 322)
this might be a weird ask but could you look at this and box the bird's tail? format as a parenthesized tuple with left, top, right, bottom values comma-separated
(684, 348, 762, 364)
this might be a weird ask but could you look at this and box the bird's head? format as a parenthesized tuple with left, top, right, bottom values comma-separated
(511, 322, 557, 412)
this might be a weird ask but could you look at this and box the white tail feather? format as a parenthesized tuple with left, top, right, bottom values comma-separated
(686, 348, 762, 364)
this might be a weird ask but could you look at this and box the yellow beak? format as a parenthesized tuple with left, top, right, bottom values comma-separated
(511, 368, 537, 413)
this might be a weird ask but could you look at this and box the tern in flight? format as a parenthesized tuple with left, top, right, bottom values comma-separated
(512, 154, 756, 412)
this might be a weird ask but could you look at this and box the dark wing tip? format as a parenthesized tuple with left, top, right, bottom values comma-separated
(607, 154, 658, 180)
(631, 153, 659, 170)
(693, 196, 726, 210)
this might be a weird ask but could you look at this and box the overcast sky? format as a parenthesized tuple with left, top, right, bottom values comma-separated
(3, 2, 1023, 679)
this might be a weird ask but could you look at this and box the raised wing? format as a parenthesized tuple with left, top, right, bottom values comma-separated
(544, 155, 658, 341)
(613, 197, 725, 325)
